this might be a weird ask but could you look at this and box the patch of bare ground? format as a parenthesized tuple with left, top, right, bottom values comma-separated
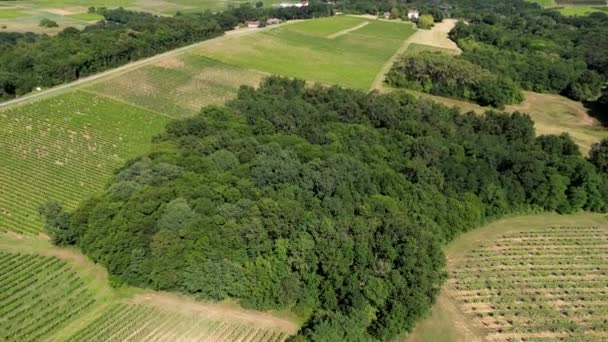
(43, 7, 87, 15)
(154, 56, 186, 69)
(5, 230, 23, 239)
(131, 292, 298, 333)
(406, 19, 461, 53)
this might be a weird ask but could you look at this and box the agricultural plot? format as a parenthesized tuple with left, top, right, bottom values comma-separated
(197, 16, 416, 89)
(409, 213, 608, 341)
(0, 91, 168, 234)
(68, 301, 292, 341)
(558, 5, 608, 15)
(0, 251, 96, 341)
(88, 55, 264, 118)
(452, 218, 608, 341)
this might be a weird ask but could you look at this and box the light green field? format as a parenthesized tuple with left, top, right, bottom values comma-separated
(0, 233, 297, 341)
(88, 55, 264, 118)
(197, 17, 416, 89)
(408, 213, 608, 341)
(526, 0, 557, 7)
(0, 92, 169, 235)
(558, 5, 608, 15)
(405, 43, 458, 55)
(69, 12, 104, 21)
(0, 10, 30, 18)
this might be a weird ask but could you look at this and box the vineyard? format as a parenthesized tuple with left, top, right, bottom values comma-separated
(68, 302, 292, 341)
(0, 251, 95, 341)
(0, 91, 168, 235)
(450, 223, 608, 341)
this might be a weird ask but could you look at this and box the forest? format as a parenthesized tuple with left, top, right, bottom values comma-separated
(0, 5, 331, 100)
(386, 52, 523, 108)
(42, 77, 608, 341)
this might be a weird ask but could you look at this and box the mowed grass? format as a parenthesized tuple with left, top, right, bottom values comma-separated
(0, 92, 168, 235)
(406, 43, 459, 55)
(88, 55, 264, 118)
(409, 213, 608, 342)
(197, 17, 416, 89)
(525, 0, 557, 7)
(0, 10, 30, 18)
(69, 12, 104, 21)
(558, 5, 608, 15)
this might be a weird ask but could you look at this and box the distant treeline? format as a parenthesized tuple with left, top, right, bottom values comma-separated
(386, 52, 523, 108)
(0, 4, 331, 101)
(42, 77, 608, 341)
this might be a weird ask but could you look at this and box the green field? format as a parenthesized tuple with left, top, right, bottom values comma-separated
(88, 55, 264, 118)
(0, 10, 30, 18)
(0, 233, 296, 341)
(526, 0, 557, 7)
(197, 17, 416, 89)
(558, 5, 608, 15)
(69, 12, 104, 21)
(0, 91, 169, 235)
(405, 43, 459, 55)
(0, 251, 95, 341)
(409, 213, 608, 341)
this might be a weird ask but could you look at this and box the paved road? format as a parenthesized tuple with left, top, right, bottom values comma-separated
(0, 23, 293, 110)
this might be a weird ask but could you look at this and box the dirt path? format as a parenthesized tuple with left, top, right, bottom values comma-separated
(0, 22, 299, 111)
(370, 19, 459, 91)
(132, 292, 299, 332)
(326, 21, 369, 39)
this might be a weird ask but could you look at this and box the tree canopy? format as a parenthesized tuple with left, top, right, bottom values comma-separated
(42, 77, 608, 341)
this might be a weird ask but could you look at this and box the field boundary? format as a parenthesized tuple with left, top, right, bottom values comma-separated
(326, 21, 369, 39)
(0, 21, 301, 111)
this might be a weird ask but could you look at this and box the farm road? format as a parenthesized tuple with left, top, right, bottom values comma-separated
(0, 21, 299, 110)
(370, 18, 460, 91)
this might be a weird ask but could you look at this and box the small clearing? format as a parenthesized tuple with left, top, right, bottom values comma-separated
(406, 19, 461, 53)
(326, 21, 369, 39)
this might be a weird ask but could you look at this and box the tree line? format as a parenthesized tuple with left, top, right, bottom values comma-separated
(0, 4, 331, 101)
(42, 77, 608, 341)
(386, 52, 524, 108)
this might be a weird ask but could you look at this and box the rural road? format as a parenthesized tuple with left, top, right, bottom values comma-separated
(0, 22, 298, 110)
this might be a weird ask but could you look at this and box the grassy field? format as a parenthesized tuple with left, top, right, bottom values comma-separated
(397, 90, 608, 154)
(0, 10, 31, 18)
(409, 213, 608, 342)
(526, 0, 557, 6)
(87, 55, 264, 118)
(0, 233, 296, 341)
(196, 16, 416, 89)
(0, 91, 169, 235)
(558, 5, 608, 15)
(68, 12, 104, 21)
(405, 43, 459, 55)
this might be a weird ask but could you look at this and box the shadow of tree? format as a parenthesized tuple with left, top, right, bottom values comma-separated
(584, 99, 608, 127)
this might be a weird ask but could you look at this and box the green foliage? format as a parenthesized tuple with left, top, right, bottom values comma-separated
(0, 5, 331, 101)
(38, 201, 76, 245)
(589, 139, 608, 173)
(39, 18, 59, 28)
(65, 77, 608, 340)
(417, 14, 434, 29)
(448, 5, 608, 103)
(386, 52, 524, 108)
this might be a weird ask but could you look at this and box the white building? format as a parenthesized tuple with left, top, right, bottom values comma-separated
(407, 9, 419, 20)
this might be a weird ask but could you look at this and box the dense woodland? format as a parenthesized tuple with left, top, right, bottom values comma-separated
(0, 5, 331, 100)
(386, 52, 523, 108)
(43, 77, 608, 341)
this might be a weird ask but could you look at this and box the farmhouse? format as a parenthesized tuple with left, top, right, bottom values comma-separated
(246, 21, 260, 28)
(407, 9, 419, 20)
(383, 12, 391, 19)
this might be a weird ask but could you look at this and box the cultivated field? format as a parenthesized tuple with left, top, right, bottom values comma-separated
(0, 92, 168, 235)
(408, 213, 608, 342)
(0, 251, 95, 341)
(197, 16, 416, 89)
(0, 233, 297, 341)
(88, 55, 264, 118)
